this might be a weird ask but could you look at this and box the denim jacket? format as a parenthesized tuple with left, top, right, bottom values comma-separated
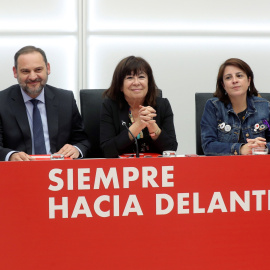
(201, 96, 270, 155)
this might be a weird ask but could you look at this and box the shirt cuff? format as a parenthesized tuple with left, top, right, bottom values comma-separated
(231, 143, 243, 155)
(6, 151, 18, 161)
(74, 146, 83, 159)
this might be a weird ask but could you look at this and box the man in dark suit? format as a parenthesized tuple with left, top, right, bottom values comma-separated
(0, 45, 90, 161)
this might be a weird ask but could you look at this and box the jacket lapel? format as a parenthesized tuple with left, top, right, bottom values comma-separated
(119, 101, 130, 131)
(10, 86, 32, 153)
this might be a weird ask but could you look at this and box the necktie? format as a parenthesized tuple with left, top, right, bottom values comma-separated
(30, 99, 46, 154)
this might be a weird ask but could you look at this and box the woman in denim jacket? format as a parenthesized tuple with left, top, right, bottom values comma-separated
(201, 58, 270, 156)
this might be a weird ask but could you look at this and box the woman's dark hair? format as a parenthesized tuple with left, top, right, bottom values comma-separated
(103, 56, 158, 107)
(214, 58, 258, 105)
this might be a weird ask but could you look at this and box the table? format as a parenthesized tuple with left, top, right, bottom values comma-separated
(0, 155, 269, 269)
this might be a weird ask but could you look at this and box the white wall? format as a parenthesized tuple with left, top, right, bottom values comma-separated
(1, 0, 270, 155)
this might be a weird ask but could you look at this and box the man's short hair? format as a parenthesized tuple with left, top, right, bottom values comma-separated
(14, 45, 48, 69)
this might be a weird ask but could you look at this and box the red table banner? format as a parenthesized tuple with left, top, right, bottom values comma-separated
(0, 155, 269, 269)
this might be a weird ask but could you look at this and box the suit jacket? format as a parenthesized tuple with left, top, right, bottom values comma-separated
(100, 97, 178, 158)
(0, 84, 90, 160)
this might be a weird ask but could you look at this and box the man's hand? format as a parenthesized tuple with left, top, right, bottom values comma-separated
(9, 152, 36, 161)
(56, 144, 80, 159)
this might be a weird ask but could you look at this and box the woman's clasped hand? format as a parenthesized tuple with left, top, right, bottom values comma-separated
(240, 137, 266, 155)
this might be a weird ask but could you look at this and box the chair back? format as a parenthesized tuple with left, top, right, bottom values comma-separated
(260, 93, 270, 102)
(195, 93, 213, 155)
(80, 89, 105, 158)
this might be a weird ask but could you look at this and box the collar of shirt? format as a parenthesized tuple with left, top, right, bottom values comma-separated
(20, 87, 45, 104)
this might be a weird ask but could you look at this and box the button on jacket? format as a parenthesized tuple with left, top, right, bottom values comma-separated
(201, 96, 270, 155)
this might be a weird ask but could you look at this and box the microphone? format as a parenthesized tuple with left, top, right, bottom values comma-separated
(122, 121, 140, 158)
